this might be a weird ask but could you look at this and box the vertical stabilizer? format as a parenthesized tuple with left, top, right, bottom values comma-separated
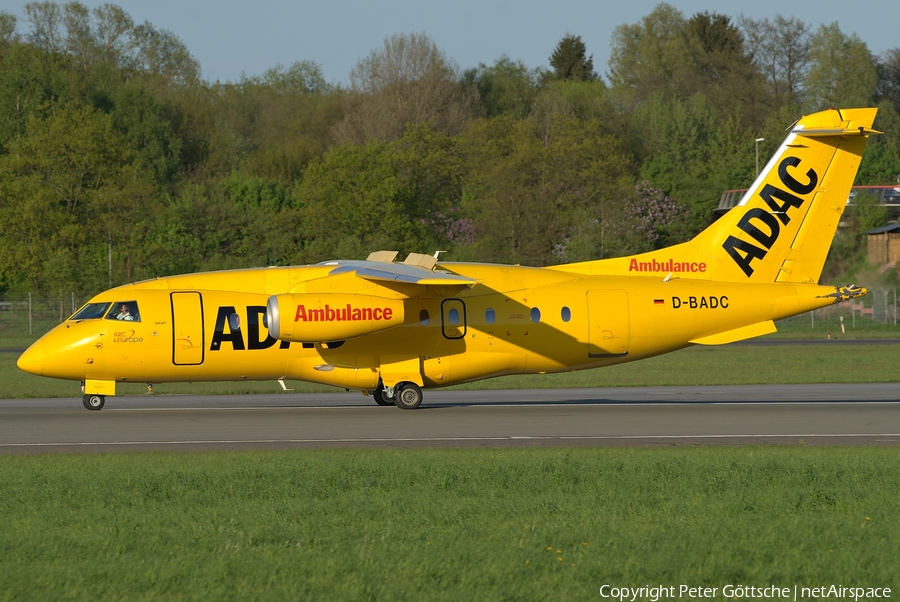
(691, 107, 878, 283)
(555, 108, 878, 282)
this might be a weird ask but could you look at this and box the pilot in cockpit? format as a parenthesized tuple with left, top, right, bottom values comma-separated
(115, 303, 135, 321)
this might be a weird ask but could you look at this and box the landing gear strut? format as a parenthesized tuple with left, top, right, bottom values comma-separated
(82, 394, 105, 411)
(372, 382, 395, 407)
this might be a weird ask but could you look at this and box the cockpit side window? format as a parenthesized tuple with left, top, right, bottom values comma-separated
(106, 301, 140, 322)
(71, 303, 111, 321)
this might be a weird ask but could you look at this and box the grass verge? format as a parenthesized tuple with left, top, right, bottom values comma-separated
(0, 447, 897, 600)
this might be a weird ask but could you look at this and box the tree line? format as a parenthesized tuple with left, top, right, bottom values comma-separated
(1, 1, 899, 297)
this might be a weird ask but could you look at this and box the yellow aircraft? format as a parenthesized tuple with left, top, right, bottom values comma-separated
(17, 107, 878, 410)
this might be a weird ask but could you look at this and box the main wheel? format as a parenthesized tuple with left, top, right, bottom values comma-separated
(82, 394, 105, 411)
(394, 382, 423, 410)
(372, 383, 394, 406)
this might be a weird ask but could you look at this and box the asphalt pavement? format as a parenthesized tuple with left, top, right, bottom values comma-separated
(1, 383, 898, 453)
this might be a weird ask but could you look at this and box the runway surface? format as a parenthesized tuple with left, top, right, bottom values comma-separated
(1, 383, 899, 453)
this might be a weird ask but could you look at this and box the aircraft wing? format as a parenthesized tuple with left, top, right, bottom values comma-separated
(319, 255, 477, 288)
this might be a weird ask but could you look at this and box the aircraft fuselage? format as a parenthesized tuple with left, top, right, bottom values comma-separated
(24, 262, 842, 391)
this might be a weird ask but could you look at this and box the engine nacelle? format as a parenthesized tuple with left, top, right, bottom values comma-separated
(266, 293, 405, 343)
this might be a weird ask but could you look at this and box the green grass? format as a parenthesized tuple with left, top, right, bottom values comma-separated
(768, 315, 900, 339)
(2, 342, 899, 399)
(450, 343, 900, 389)
(0, 448, 897, 600)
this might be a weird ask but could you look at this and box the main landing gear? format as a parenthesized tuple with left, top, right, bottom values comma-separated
(82, 394, 105, 411)
(394, 383, 423, 410)
(371, 381, 424, 410)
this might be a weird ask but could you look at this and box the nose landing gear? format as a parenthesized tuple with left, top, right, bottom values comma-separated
(82, 394, 105, 411)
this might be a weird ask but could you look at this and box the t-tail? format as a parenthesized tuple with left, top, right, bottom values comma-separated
(577, 108, 879, 284)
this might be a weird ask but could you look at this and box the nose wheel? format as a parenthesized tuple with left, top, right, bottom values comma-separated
(82, 394, 105, 411)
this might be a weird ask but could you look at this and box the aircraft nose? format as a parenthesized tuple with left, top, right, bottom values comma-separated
(16, 345, 43, 376)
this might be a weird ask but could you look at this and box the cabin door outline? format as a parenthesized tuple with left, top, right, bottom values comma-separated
(171, 291, 205, 365)
(586, 290, 629, 358)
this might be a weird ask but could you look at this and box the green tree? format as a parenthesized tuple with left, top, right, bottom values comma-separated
(684, 12, 767, 126)
(293, 141, 417, 262)
(0, 39, 71, 152)
(0, 11, 18, 45)
(856, 101, 900, 185)
(804, 23, 876, 110)
(876, 48, 900, 117)
(549, 34, 595, 81)
(740, 15, 810, 109)
(91, 3, 135, 66)
(210, 62, 343, 181)
(608, 3, 694, 106)
(144, 175, 296, 276)
(609, 5, 765, 127)
(336, 32, 472, 143)
(633, 93, 753, 232)
(464, 55, 542, 119)
(0, 103, 159, 291)
(24, 1, 63, 54)
(110, 82, 182, 185)
(459, 115, 634, 265)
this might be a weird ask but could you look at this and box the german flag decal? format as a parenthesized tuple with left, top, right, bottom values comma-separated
(653, 299, 665, 305)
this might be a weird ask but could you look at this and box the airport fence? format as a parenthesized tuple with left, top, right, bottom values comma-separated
(0, 293, 92, 341)
(775, 288, 898, 333)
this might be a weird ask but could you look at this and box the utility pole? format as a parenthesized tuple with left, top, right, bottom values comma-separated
(755, 138, 765, 177)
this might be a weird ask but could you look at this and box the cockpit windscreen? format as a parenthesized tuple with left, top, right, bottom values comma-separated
(71, 303, 111, 321)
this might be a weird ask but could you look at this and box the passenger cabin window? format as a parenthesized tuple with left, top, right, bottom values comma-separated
(561, 307, 571, 322)
(485, 308, 495, 324)
(71, 303, 111, 321)
(107, 301, 140, 322)
(531, 307, 541, 323)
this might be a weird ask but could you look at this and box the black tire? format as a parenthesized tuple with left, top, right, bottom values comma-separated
(372, 383, 394, 406)
(394, 382, 423, 410)
(82, 394, 105, 411)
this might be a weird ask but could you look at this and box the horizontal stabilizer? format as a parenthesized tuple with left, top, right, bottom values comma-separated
(689, 320, 776, 345)
(791, 127, 881, 137)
